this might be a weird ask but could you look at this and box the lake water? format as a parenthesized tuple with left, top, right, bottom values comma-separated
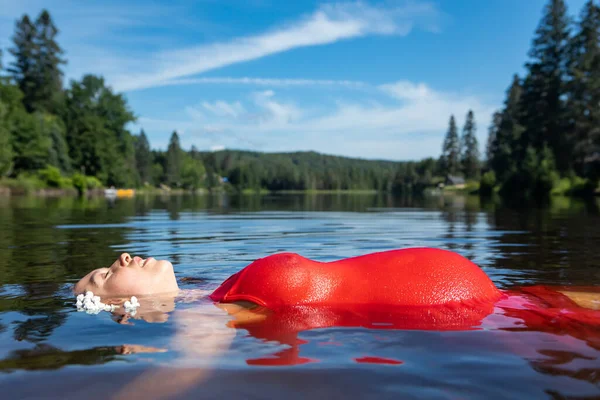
(0, 193, 599, 399)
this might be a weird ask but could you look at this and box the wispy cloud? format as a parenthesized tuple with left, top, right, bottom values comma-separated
(201, 100, 246, 119)
(108, 1, 441, 91)
(137, 81, 496, 160)
(153, 76, 368, 88)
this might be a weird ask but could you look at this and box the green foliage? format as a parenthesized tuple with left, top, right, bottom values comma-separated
(479, 170, 497, 196)
(181, 154, 206, 190)
(460, 110, 480, 179)
(71, 172, 86, 195)
(196, 150, 438, 193)
(482, 0, 599, 200)
(441, 115, 461, 176)
(63, 74, 136, 186)
(8, 10, 65, 113)
(134, 130, 152, 185)
(166, 131, 183, 187)
(501, 146, 559, 198)
(566, 0, 600, 182)
(519, 0, 571, 172)
(85, 176, 102, 189)
(37, 166, 71, 188)
(0, 98, 14, 177)
(7, 15, 37, 112)
(10, 111, 52, 171)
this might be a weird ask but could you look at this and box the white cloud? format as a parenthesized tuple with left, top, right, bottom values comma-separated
(138, 81, 497, 160)
(210, 145, 225, 152)
(108, 1, 441, 91)
(202, 100, 246, 118)
(158, 76, 367, 88)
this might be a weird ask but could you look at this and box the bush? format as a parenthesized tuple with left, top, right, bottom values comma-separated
(86, 176, 102, 189)
(72, 173, 87, 195)
(37, 166, 72, 188)
(4, 173, 46, 193)
(479, 170, 496, 196)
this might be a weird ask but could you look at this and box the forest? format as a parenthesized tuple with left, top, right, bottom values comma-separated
(440, 0, 600, 198)
(0, 0, 599, 198)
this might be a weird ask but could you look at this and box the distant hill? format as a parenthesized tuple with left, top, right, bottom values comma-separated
(199, 149, 439, 192)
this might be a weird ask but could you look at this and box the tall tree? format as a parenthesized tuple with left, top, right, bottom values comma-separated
(519, 0, 571, 172)
(0, 99, 13, 177)
(566, 0, 600, 181)
(63, 75, 136, 186)
(485, 111, 502, 168)
(166, 131, 183, 187)
(441, 115, 460, 176)
(32, 10, 66, 113)
(43, 114, 70, 173)
(460, 110, 480, 179)
(492, 75, 525, 183)
(8, 15, 38, 112)
(134, 129, 153, 185)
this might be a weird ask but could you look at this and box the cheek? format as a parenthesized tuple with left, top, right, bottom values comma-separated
(106, 270, 153, 294)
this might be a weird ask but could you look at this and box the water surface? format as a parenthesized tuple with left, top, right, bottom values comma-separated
(0, 194, 599, 399)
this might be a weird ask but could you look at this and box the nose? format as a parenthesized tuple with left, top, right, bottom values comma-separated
(119, 253, 132, 266)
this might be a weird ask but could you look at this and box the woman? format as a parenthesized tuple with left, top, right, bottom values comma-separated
(74, 247, 600, 334)
(75, 248, 600, 398)
(75, 248, 504, 329)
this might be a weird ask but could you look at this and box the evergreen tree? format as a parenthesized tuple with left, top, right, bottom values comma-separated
(492, 75, 525, 183)
(134, 129, 153, 185)
(166, 131, 183, 187)
(32, 10, 66, 113)
(519, 0, 571, 172)
(460, 110, 480, 179)
(0, 100, 13, 177)
(441, 115, 460, 176)
(43, 113, 70, 173)
(566, 0, 600, 181)
(485, 111, 502, 167)
(8, 15, 38, 112)
(10, 110, 52, 171)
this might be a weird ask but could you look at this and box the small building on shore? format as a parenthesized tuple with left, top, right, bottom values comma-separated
(442, 175, 466, 189)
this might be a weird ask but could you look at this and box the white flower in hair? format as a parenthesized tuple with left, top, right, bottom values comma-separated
(76, 290, 140, 316)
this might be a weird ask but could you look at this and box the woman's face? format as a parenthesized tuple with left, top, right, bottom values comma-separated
(74, 253, 179, 296)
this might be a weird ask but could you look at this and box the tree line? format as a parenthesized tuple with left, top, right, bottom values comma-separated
(440, 0, 600, 198)
(0, 9, 443, 194)
(1, 2, 598, 197)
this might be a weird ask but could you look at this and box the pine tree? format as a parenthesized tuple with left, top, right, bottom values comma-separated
(8, 15, 38, 112)
(0, 102, 13, 177)
(7, 11, 65, 113)
(441, 115, 460, 176)
(566, 0, 600, 181)
(519, 0, 571, 172)
(492, 75, 525, 183)
(42, 113, 70, 173)
(485, 111, 502, 168)
(33, 10, 66, 113)
(134, 129, 153, 185)
(460, 110, 480, 179)
(166, 131, 183, 187)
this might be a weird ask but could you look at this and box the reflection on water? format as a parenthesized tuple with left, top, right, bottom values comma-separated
(0, 193, 599, 398)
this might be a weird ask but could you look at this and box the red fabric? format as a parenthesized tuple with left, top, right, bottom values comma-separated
(209, 249, 600, 367)
(210, 247, 501, 309)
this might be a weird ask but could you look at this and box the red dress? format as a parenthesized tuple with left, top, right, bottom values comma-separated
(210, 247, 501, 309)
(209, 248, 600, 366)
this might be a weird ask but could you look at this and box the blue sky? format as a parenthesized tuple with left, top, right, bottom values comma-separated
(0, 0, 589, 160)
